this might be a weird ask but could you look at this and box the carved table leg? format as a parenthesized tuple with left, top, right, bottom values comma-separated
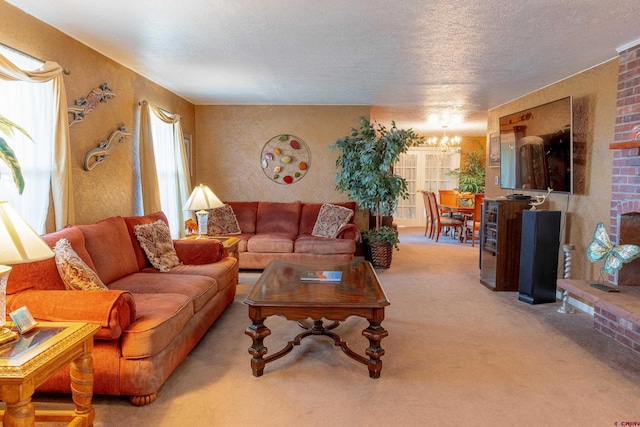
(70, 351, 94, 416)
(362, 321, 389, 379)
(245, 317, 271, 377)
(3, 398, 35, 427)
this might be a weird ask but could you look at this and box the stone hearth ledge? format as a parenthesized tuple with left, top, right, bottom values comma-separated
(557, 279, 640, 354)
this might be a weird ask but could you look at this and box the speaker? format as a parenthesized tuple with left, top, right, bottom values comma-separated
(518, 210, 561, 304)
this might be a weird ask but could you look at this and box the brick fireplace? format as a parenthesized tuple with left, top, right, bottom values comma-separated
(610, 42, 640, 285)
(556, 44, 640, 356)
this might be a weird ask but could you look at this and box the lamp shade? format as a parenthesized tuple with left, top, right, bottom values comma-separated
(182, 184, 224, 212)
(0, 201, 54, 264)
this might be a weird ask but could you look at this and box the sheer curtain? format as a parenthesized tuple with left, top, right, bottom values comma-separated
(138, 101, 190, 238)
(0, 79, 54, 232)
(0, 53, 72, 232)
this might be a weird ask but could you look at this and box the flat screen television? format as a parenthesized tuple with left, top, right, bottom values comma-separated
(499, 96, 573, 194)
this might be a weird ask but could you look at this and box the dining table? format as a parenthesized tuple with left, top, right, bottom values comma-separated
(439, 204, 474, 242)
(439, 204, 474, 215)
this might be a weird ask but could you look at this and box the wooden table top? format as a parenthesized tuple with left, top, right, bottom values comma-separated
(440, 204, 474, 214)
(244, 259, 390, 309)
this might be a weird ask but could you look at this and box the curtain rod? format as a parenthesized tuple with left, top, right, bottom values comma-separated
(0, 42, 70, 75)
(138, 101, 172, 114)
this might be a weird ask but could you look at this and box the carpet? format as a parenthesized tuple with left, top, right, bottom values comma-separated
(33, 228, 640, 426)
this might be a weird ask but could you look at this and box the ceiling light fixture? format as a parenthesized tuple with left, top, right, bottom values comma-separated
(426, 126, 461, 155)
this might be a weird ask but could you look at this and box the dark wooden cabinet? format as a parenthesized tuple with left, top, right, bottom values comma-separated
(480, 198, 530, 291)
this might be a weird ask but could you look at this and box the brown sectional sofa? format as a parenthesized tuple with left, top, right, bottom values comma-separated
(222, 201, 361, 269)
(6, 211, 238, 406)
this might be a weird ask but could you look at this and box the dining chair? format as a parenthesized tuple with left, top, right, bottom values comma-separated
(437, 189, 459, 216)
(428, 191, 463, 242)
(421, 191, 434, 238)
(462, 193, 485, 246)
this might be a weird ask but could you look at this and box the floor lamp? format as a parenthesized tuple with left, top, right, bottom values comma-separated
(182, 184, 224, 239)
(0, 201, 54, 343)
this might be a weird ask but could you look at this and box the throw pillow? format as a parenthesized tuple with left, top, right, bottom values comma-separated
(53, 238, 108, 291)
(207, 204, 241, 235)
(311, 203, 354, 238)
(133, 220, 181, 272)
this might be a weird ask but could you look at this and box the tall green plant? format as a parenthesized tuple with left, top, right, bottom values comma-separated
(0, 113, 32, 194)
(447, 139, 486, 194)
(330, 117, 423, 237)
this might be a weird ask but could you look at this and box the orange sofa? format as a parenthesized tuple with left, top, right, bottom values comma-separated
(222, 201, 361, 269)
(6, 212, 238, 406)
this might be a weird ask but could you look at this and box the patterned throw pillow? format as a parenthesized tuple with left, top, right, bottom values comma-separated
(54, 238, 108, 290)
(311, 203, 354, 238)
(207, 204, 241, 235)
(133, 220, 181, 272)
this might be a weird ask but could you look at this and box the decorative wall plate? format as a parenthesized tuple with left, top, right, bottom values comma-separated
(260, 134, 311, 184)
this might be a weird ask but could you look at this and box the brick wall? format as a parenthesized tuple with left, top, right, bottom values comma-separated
(610, 44, 640, 253)
(594, 305, 640, 353)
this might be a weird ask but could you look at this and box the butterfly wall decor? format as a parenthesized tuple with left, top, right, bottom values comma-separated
(587, 222, 640, 275)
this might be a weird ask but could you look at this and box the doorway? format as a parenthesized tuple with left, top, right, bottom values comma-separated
(393, 147, 460, 227)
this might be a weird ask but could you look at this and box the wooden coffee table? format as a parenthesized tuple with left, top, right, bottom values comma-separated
(244, 259, 390, 378)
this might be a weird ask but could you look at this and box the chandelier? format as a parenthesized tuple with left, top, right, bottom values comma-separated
(426, 126, 461, 155)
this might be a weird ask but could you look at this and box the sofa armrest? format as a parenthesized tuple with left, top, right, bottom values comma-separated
(337, 223, 361, 242)
(173, 239, 223, 265)
(6, 290, 136, 340)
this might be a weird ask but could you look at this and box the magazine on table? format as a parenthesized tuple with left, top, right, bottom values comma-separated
(300, 270, 343, 282)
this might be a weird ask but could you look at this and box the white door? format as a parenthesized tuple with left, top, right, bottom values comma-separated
(394, 148, 460, 227)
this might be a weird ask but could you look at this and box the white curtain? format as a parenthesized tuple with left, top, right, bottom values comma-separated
(0, 54, 73, 232)
(138, 101, 190, 238)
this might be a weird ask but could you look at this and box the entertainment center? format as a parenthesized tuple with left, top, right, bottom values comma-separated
(481, 96, 572, 297)
(479, 198, 530, 291)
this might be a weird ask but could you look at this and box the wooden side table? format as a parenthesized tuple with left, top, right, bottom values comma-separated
(0, 322, 100, 427)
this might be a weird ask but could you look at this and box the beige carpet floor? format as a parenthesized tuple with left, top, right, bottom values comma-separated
(33, 228, 640, 426)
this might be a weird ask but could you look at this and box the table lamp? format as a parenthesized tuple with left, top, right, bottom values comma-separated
(0, 201, 54, 342)
(182, 184, 223, 239)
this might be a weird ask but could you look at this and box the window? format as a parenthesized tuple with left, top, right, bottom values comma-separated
(0, 46, 53, 234)
(148, 113, 183, 236)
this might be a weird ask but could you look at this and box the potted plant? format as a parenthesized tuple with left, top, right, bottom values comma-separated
(447, 139, 486, 206)
(330, 117, 423, 268)
(0, 113, 32, 194)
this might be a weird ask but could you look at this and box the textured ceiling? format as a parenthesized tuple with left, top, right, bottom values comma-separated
(7, 0, 640, 135)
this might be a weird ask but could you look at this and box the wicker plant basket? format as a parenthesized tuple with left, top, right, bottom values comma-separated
(367, 240, 394, 269)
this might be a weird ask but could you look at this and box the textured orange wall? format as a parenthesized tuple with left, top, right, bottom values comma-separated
(194, 105, 370, 203)
(487, 59, 619, 280)
(0, 2, 195, 228)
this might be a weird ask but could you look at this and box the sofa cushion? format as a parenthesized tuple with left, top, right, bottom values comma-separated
(247, 233, 295, 253)
(123, 211, 170, 270)
(133, 220, 181, 272)
(311, 203, 354, 238)
(255, 201, 301, 234)
(294, 234, 356, 254)
(53, 238, 108, 291)
(147, 256, 238, 292)
(233, 233, 251, 252)
(225, 202, 258, 233)
(78, 216, 139, 285)
(299, 202, 357, 235)
(7, 226, 90, 294)
(120, 292, 194, 359)
(207, 204, 241, 235)
(108, 272, 217, 314)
